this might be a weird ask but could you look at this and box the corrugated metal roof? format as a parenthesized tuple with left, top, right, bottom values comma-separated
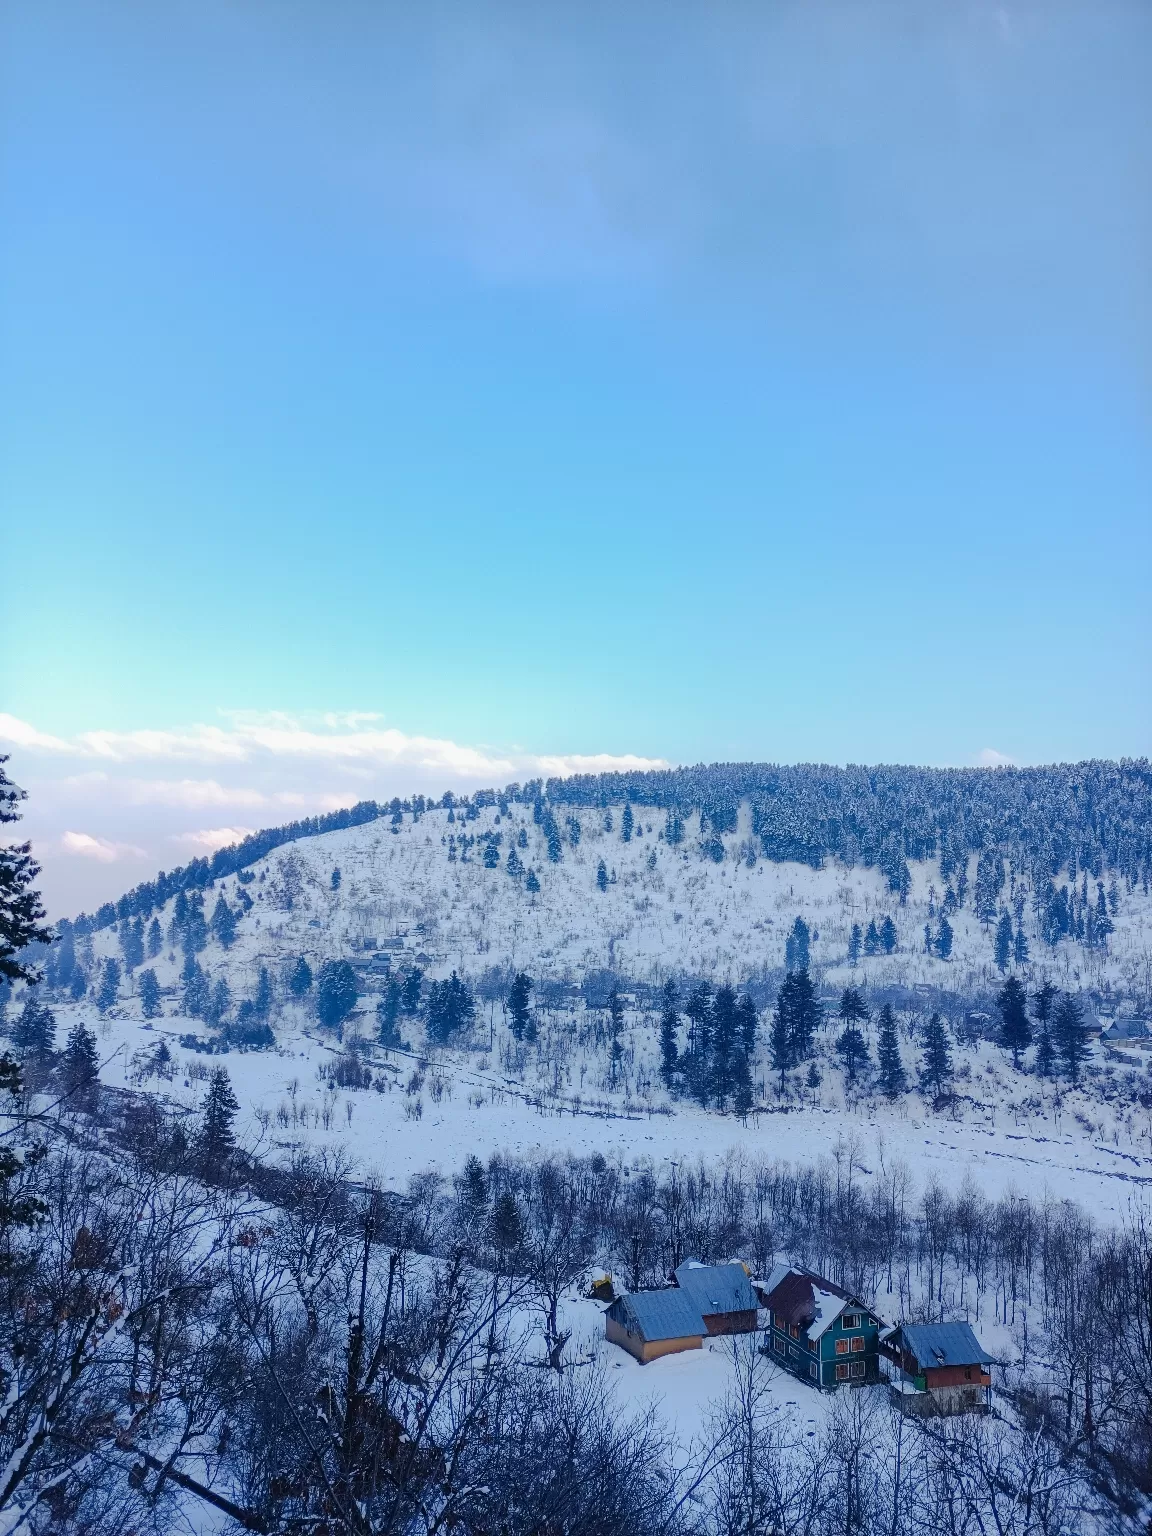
(899, 1322, 993, 1369)
(674, 1261, 758, 1317)
(609, 1289, 705, 1342)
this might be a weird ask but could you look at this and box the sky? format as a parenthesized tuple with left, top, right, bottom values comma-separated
(1, 1, 1150, 915)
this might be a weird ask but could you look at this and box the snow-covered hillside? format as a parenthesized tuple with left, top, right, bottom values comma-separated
(77, 796, 1152, 1004)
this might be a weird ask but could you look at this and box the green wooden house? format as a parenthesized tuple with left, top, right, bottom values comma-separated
(760, 1265, 883, 1389)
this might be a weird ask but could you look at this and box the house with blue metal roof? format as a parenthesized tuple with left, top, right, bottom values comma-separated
(605, 1289, 706, 1363)
(881, 1321, 993, 1415)
(673, 1261, 759, 1335)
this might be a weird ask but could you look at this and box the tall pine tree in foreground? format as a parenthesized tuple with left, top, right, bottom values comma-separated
(0, 757, 51, 984)
(994, 911, 1013, 972)
(876, 1003, 906, 1098)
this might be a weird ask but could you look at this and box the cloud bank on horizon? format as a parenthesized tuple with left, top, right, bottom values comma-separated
(3, 710, 1028, 917)
(0, 711, 668, 915)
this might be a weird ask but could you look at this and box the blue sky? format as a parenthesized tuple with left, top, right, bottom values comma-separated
(1, 2, 1150, 911)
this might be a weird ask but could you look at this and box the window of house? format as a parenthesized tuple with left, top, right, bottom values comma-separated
(789, 1345, 799, 1359)
(809, 1362, 818, 1379)
(849, 1360, 865, 1379)
(835, 1362, 850, 1381)
(789, 1324, 800, 1339)
(774, 1336, 785, 1356)
(964, 1368, 972, 1380)
(850, 1336, 864, 1353)
(842, 1313, 861, 1330)
(774, 1313, 786, 1330)
(835, 1337, 850, 1356)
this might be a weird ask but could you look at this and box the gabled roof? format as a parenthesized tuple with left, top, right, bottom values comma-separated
(896, 1322, 993, 1370)
(762, 1268, 874, 1340)
(608, 1289, 705, 1342)
(674, 1261, 758, 1317)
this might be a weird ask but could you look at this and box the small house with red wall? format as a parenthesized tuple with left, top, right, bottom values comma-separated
(881, 1322, 993, 1415)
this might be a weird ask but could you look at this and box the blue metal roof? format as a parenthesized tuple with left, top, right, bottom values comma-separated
(610, 1289, 705, 1342)
(899, 1322, 993, 1369)
(674, 1261, 758, 1317)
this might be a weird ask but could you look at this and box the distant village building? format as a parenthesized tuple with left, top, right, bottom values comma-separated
(1101, 1018, 1149, 1045)
(881, 1322, 993, 1415)
(673, 1261, 759, 1336)
(605, 1290, 705, 1364)
(760, 1266, 883, 1388)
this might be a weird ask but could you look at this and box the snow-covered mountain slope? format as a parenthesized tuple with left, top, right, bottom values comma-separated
(79, 797, 1152, 1005)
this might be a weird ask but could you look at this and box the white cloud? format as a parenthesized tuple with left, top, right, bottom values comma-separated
(123, 777, 270, 810)
(976, 747, 1016, 768)
(0, 714, 72, 753)
(169, 826, 257, 852)
(0, 713, 667, 780)
(60, 830, 147, 862)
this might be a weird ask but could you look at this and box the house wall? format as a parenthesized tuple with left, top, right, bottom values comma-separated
(702, 1308, 758, 1336)
(605, 1315, 702, 1364)
(923, 1365, 991, 1389)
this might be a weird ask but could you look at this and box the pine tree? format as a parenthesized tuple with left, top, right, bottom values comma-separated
(780, 969, 821, 1064)
(184, 961, 209, 1018)
(507, 972, 533, 1042)
(621, 804, 634, 842)
(1013, 924, 1029, 966)
(876, 1003, 906, 1098)
(488, 1190, 522, 1264)
(121, 916, 145, 972)
(0, 757, 51, 983)
(62, 1020, 100, 1110)
(459, 1154, 487, 1222)
(836, 1024, 869, 1084)
(921, 1013, 953, 1099)
(69, 967, 87, 1002)
(732, 1049, 753, 1119)
(482, 840, 500, 869)
(288, 955, 313, 997)
(210, 894, 237, 949)
(879, 916, 897, 954)
(147, 917, 163, 958)
(737, 993, 757, 1057)
(525, 868, 541, 894)
(13, 995, 55, 1063)
(96, 957, 121, 1014)
(710, 984, 737, 1107)
(608, 984, 625, 1087)
(206, 977, 232, 1028)
(1053, 993, 1088, 1083)
(1032, 980, 1057, 1033)
(770, 996, 791, 1089)
(401, 967, 423, 1014)
(315, 961, 359, 1031)
(935, 916, 953, 960)
(838, 987, 869, 1031)
(847, 923, 862, 966)
(254, 966, 273, 1017)
(596, 860, 608, 893)
(1035, 1027, 1056, 1078)
(196, 1067, 239, 1176)
(377, 978, 402, 1048)
(863, 919, 881, 957)
(658, 980, 679, 1084)
(997, 976, 1031, 1068)
(138, 967, 162, 1018)
(331, 867, 341, 891)
(994, 912, 1012, 972)
(426, 972, 475, 1043)
(506, 846, 524, 879)
(784, 917, 810, 971)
